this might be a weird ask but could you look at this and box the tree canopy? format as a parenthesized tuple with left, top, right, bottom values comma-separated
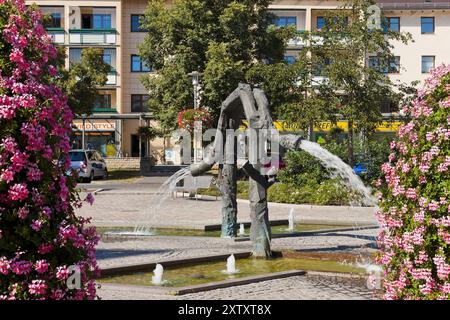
(139, 0, 292, 132)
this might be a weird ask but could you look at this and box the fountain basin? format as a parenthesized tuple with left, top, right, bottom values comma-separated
(99, 223, 376, 240)
(98, 251, 366, 291)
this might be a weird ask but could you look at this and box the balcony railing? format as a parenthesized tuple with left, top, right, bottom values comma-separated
(69, 29, 117, 45)
(287, 30, 307, 48)
(46, 28, 65, 44)
(93, 107, 117, 113)
(105, 70, 117, 86)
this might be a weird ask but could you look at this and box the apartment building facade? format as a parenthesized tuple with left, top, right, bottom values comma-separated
(25, 0, 450, 161)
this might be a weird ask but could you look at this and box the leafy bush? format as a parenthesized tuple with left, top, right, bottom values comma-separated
(0, 1, 99, 300)
(377, 65, 450, 299)
(198, 180, 351, 206)
(278, 150, 329, 186)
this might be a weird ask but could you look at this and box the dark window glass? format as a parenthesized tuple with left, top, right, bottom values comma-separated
(274, 16, 297, 28)
(69, 151, 86, 162)
(131, 15, 146, 32)
(45, 12, 61, 28)
(380, 100, 399, 113)
(284, 56, 296, 65)
(81, 14, 92, 29)
(383, 17, 400, 32)
(421, 56, 435, 73)
(94, 94, 112, 109)
(317, 16, 325, 29)
(93, 14, 111, 29)
(421, 17, 435, 34)
(82, 14, 111, 29)
(103, 54, 111, 66)
(131, 55, 152, 72)
(369, 56, 399, 74)
(131, 94, 150, 112)
(389, 56, 400, 73)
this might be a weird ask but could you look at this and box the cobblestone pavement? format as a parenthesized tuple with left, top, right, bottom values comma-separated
(99, 274, 378, 300)
(87, 177, 379, 300)
(78, 192, 376, 228)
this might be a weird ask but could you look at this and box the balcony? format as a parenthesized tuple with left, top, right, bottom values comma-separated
(93, 107, 117, 113)
(106, 70, 117, 86)
(287, 30, 307, 48)
(46, 28, 65, 44)
(69, 29, 117, 45)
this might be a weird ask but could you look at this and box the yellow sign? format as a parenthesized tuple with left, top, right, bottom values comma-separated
(241, 120, 402, 132)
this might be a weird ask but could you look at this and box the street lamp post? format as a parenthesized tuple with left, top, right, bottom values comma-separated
(188, 71, 203, 163)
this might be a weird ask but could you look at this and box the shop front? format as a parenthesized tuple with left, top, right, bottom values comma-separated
(72, 120, 118, 157)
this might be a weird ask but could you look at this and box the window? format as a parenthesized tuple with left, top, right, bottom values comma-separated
(274, 16, 297, 28)
(44, 12, 61, 28)
(422, 56, 435, 73)
(284, 56, 296, 65)
(421, 17, 435, 34)
(131, 55, 151, 72)
(389, 56, 400, 73)
(380, 100, 399, 113)
(70, 48, 116, 69)
(103, 54, 111, 66)
(94, 94, 112, 109)
(369, 56, 400, 74)
(383, 17, 400, 32)
(82, 14, 112, 29)
(131, 14, 147, 32)
(317, 16, 325, 29)
(131, 94, 149, 112)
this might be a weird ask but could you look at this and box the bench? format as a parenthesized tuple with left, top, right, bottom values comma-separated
(172, 175, 217, 200)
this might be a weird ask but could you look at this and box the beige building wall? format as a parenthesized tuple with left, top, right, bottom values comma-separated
(386, 10, 450, 85)
(25, 0, 450, 161)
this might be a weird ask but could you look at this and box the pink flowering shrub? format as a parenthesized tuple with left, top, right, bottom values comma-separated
(376, 65, 450, 299)
(0, 0, 99, 300)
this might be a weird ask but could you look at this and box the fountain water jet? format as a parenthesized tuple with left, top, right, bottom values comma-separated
(152, 264, 164, 285)
(288, 208, 295, 231)
(238, 223, 245, 236)
(223, 254, 239, 274)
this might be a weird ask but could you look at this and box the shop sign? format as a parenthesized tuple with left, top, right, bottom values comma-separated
(241, 120, 402, 133)
(73, 121, 116, 131)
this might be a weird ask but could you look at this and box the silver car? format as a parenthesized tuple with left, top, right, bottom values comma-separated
(68, 149, 108, 183)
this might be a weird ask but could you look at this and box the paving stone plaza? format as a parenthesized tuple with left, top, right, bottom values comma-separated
(77, 177, 380, 300)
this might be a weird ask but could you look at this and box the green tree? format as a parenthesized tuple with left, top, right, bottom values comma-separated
(55, 48, 111, 116)
(138, 0, 291, 132)
(303, 0, 412, 166)
(246, 50, 339, 135)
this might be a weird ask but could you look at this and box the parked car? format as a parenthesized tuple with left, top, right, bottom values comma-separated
(68, 149, 108, 183)
(353, 162, 369, 176)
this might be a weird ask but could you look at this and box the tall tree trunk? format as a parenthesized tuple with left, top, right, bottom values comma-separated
(347, 120, 354, 167)
(308, 122, 314, 141)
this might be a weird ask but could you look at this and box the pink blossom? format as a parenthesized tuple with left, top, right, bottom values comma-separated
(34, 260, 49, 274)
(31, 220, 43, 231)
(0, 257, 10, 275)
(56, 265, 69, 280)
(11, 260, 32, 275)
(17, 206, 29, 219)
(38, 243, 54, 255)
(28, 280, 47, 296)
(8, 183, 28, 201)
(406, 188, 417, 200)
(0, 169, 14, 183)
